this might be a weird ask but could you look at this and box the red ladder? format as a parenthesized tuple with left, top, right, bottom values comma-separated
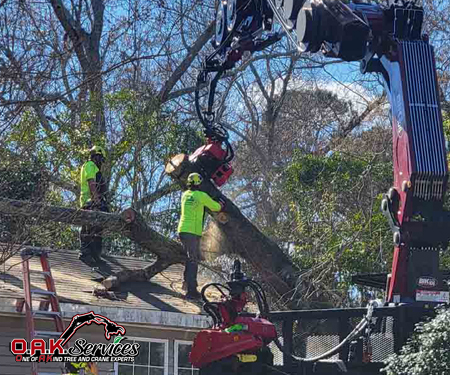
(16, 247, 66, 375)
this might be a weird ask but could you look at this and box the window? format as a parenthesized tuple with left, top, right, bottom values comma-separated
(174, 340, 199, 375)
(114, 338, 168, 375)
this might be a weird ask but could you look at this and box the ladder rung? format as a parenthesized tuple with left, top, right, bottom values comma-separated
(31, 289, 56, 296)
(35, 331, 62, 338)
(21, 247, 50, 257)
(33, 311, 61, 317)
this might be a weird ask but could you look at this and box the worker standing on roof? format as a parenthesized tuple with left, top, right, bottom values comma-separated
(178, 172, 224, 299)
(79, 145, 109, 265)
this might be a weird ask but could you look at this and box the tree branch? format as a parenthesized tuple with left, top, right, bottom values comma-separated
(0, 198, 188, 290)
(250, 62, 271, 104)
(133, 182, 180, 211)
(321, 93, 387, 154)
(0, 198, 186, 262)
(91, 0, 105, 49)
(159, 22, 214, 103)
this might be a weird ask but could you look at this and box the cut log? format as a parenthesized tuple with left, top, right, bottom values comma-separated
(101, 257, 175, 290)
(165, 153, 189, 179)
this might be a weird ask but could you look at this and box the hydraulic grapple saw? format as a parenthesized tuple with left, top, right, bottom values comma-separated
(190, 260, 277, 375)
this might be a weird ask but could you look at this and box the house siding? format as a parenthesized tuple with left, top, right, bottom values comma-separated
(0, 315, 199, 375)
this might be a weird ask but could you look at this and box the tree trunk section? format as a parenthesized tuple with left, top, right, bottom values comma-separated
(0, 198, 184, 290)
(101, 257, 176, 290)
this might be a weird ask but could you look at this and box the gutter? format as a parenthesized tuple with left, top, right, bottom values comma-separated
(0, 298, 212, 330)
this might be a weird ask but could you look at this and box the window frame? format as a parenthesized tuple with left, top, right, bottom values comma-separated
(114, 337, 169, 375)
(174, 340, 198, 375)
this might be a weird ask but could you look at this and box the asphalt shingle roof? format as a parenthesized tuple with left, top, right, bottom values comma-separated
(0, 247, 215, 315)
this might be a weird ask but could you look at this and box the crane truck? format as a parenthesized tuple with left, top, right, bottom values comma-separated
(187, 0, 450, 374)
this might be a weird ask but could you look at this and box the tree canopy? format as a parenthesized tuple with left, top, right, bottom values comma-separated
(384, 307, 450, 375)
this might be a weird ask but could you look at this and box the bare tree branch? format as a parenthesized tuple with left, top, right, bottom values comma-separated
(159, 22, 214, 103)
(250, 62, 271, 104)
(133, 182, 180, 211)
(321, 93, 387, 154)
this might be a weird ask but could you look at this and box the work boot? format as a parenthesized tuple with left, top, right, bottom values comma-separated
(184, 290, 202, 300)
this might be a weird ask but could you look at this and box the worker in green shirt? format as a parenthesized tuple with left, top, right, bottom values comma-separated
(79, 145, 109, 265)
(178, 172, 224, 299)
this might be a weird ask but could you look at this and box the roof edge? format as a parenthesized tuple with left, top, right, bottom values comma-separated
(0, 300, 211, 330)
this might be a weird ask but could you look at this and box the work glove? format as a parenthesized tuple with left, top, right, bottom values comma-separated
(217, 196, 226, 211)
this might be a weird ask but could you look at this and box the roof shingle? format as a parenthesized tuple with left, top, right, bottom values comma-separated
(0, 248, 216, 315)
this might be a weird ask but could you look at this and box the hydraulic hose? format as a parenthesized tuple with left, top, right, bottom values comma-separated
(201, 283, 231, 302)
(248, 279, 270, 316)
(194, 0, 259, 133)
(224, 139, 234, 163)
(199, 275, 375, 365)
(195, 71, 210, 129)
(242, 276, 370, 363)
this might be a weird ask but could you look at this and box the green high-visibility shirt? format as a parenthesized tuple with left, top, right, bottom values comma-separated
(177, 190, 221, 236)
(79, 161, 99, 207)
(66, 361, 87, 374)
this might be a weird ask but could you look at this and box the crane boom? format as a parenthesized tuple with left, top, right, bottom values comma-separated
(188, 2, 450, 374)
(195, 0, 450, 305)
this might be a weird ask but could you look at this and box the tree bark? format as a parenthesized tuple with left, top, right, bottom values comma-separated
(0, 198, 184, 289)
(166, 154, 299, 300)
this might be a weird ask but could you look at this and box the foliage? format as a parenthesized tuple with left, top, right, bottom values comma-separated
(383, 307, 450, 375)
(283, 151, 393, 305)
(223, 77, 390, 307)
(0, 156, 49, 264)
(0, 159, 46, 202)
(230, 86, 359, 239)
